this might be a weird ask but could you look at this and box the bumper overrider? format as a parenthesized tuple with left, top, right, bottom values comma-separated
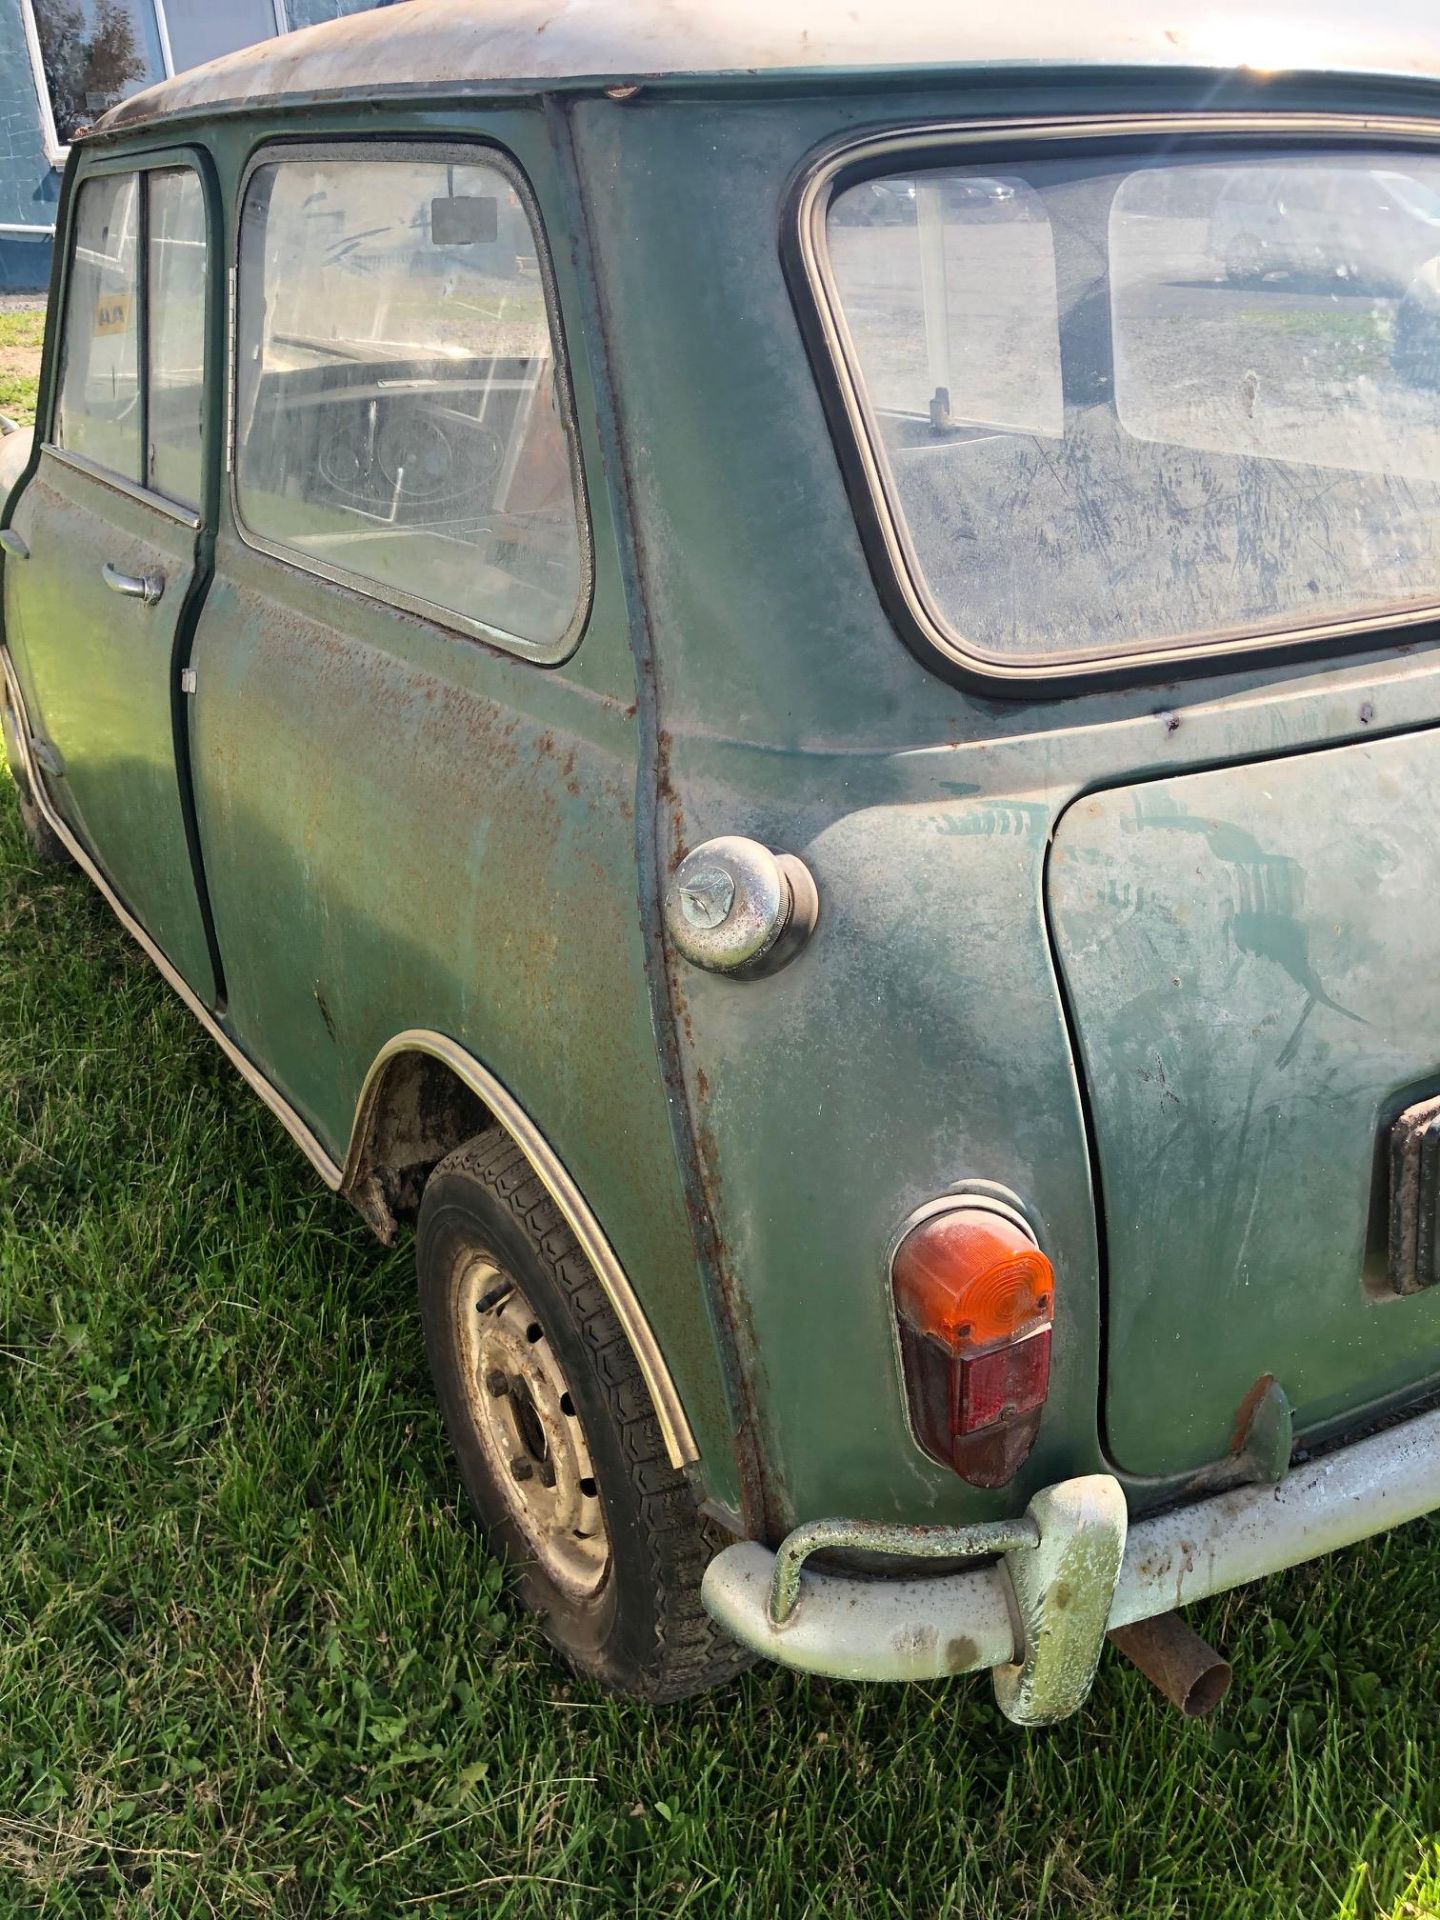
(700, 1404, 1440, 1723)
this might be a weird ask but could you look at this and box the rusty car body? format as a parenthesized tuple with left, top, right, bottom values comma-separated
(5, 0, 1440, 1718)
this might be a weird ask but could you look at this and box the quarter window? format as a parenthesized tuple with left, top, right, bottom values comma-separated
(819, 145, 1440, 673)
(234, 153, 587, 655)
(54, 165, 209, 507)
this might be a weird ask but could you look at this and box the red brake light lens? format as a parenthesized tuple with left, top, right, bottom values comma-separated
(891, 1203, 1054, 1489)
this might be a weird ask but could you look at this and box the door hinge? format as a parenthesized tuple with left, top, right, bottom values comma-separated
(180, 667, 197, 695)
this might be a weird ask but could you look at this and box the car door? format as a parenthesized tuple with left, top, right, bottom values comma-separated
(4, 154, 216, 1000)
(173, 124, 733, 1475)
(185, 132, 652, 1164)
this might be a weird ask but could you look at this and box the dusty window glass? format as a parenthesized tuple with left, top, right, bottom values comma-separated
(55, 171, 142, 480)
(31, 0, 164, 146)
(825, 152, 1440, 666)
(147, 168, 206, 509)
(235, 154, 585, 653)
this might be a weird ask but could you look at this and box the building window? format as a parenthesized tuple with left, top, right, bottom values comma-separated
(22, 0, 286, 159)
(152, 0, 284, 75)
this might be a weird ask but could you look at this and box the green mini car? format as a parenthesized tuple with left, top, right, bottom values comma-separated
(6, 0, 1440, 1723)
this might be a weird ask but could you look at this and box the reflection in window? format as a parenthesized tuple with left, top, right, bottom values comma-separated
(30, 0, 163, 145)
(235, 155, 585, 653)
(825, 152, 1440, 664)
(830, 173, 1061, 437)
(1112, 162, 1440, 482)
(56, 171, 142, 479)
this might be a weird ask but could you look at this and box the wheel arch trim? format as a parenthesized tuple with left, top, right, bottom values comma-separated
(342, 1030, 700, 1470)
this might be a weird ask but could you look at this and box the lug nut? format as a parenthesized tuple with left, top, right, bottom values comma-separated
(509, 1456, 534, 1482)
(537, 1460, 556, 1489)
(485, 1368, 510, 1398)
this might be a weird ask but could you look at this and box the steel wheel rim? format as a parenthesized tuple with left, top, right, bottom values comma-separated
(456, 1253, 610, 1599)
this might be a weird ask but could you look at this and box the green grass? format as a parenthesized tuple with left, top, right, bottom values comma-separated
(4, 774, 1440, 1919)
(0, 312, 46, 428)
(3, 352, 1440, 1920)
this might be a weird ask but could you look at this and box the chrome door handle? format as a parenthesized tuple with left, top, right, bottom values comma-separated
(102, 561, 165, 606)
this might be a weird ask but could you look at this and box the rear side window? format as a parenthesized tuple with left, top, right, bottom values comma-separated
(55, 164, 209, 509)
(57, 173, 142, 481)
(814, 142, 1440, 678)
(234, 150, 588, 657)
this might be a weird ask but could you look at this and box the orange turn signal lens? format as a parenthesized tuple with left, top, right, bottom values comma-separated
(892, 1208, 1053, 1352)
(891, 1202, 1055, 1489)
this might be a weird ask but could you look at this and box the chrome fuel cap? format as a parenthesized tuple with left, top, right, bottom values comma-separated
(664, 836, 818, 978)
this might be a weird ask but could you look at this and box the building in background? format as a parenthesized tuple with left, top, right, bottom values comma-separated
(0, 0, 390, 291)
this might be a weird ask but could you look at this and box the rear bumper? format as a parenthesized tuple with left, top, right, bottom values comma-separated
(701, 1402, 1440, 1723)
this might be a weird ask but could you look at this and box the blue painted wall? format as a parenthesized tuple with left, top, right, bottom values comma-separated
(0, 0, 387, 291)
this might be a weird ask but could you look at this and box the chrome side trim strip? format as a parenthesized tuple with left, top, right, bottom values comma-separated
(796, 111, 1440, 687)
(3, 651, 697, 1470)
(344, 1029, 699, 1469)
(40, 444, 203, 529)
(1, 646, 340, 1184)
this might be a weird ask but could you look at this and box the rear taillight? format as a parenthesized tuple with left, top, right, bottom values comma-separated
(891, 1200, 1054, 1488)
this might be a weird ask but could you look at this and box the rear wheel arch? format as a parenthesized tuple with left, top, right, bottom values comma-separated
(340, 1030, 699, 1473)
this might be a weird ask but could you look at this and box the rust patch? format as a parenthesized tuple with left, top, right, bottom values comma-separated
(945, 1634, 980, 1672)
(1229, 1372, 1277, 1455)
(647, 717, 777, 1532)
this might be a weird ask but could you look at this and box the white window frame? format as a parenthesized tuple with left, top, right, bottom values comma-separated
(21, 0, 289, 169)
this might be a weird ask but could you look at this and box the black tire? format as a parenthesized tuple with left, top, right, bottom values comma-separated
(1393, 304, 1440, 392)
(15, 778, 71, 866)
(2, 696, 70, 866)
(416, 1129, 751, 1703)
(1225, 235, 1267, 286)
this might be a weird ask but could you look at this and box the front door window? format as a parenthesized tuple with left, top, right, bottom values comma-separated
(55, 170, 142, 479)
(54, 165, 208, 512)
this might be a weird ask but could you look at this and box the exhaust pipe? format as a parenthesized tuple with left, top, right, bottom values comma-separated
(1108, 1612, 1232, 1717)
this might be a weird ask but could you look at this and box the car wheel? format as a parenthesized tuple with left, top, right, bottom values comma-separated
(16, 779, 70, 865)
(1225, 235, 1267, 285)
(1393, 300, 1440, 391)
(416, 1129, 751, 1702)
